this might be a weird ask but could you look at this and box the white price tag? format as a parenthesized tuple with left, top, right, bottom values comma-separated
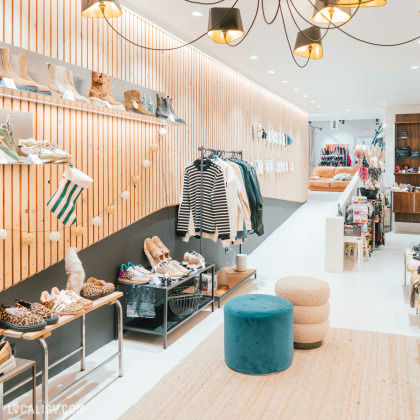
(101, 100, 112, 108)
(0, 77, 17, 89)
(62, 91, 75, 101)
(24, 154, 43, 165)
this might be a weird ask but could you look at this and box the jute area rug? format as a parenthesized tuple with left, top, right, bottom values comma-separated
(121, 326, 420, 420)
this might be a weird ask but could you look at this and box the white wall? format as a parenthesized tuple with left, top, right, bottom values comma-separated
(311, 119, 380, 169)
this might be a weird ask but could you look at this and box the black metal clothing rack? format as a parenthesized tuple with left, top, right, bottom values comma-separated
(197, 146, 243, 254)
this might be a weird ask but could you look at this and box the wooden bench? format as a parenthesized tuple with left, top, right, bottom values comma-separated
(0, 292, 123, 420)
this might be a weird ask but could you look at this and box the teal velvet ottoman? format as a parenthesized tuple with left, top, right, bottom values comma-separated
(224, 294, 293, 375)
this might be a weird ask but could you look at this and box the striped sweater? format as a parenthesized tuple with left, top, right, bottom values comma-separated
(177, 160, 231, 240)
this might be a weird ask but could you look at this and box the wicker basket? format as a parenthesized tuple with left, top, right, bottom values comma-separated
(169, 285, 203, 316)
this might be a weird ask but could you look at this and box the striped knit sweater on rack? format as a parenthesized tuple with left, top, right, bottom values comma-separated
(177, 160, 231, 240)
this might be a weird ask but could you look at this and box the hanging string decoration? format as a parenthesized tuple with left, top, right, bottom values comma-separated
(121, 191, 130, 200)
(72, 226, 84, 237)
(1, 126, 169, 244)
(49, 231, 61, 242)
(22, 233, 35, 245)
(92, 216, 102, 226)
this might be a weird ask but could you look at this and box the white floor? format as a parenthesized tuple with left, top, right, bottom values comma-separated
(6, 191, 420, 419)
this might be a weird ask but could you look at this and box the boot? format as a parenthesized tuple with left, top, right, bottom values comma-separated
(66, 70, 90, 104)
(124, 89, 154, 116)
(47, 63, 74, 98)
(17, 54, 51, 95)
(166, 97, 185, 123)
(88, 71, 125, 110)
(155, 94, 168, 119)
(0, 47, 38, 92)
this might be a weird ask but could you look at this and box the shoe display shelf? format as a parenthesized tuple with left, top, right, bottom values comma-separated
(117, 264, 215, 349)
(214, 268, 257, 308)
(0, 292, 123, 420)
(0, 87, 187, 128)
(0, 358, 36, 419)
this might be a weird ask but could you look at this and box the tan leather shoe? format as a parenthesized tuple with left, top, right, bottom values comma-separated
(124, 89, 154, 116)
(152, 236, 171, 260)
(89, 71, 125, 110)
(144, 238, 164, 268)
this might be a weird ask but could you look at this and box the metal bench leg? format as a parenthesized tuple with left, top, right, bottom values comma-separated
(32, 365, 37, 420)
(115, 300, 123, 377)
(37, 338, 48, 420)
(81, 314, 86, 371)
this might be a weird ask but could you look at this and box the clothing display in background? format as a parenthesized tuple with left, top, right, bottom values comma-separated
(320, 144, 351, 167)
(47, 165, 93, 226)
(177, 154, 263, 247)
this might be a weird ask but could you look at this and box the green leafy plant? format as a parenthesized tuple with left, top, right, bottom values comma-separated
(0, 115, 19, 162)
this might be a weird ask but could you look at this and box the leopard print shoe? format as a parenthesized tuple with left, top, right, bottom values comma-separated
(16, 299, 59, 325)
(0, 305, 47, 332)
(81, 278, 115, 300)
(62, 290, 93, 309)
(39, 291, 57, 311)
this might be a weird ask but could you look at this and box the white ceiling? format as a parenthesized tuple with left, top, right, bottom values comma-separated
(122, 0, 420, 120)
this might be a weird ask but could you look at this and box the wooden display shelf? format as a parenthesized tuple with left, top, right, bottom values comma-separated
(395, 121, 420, 124)
(394, 173, 420, 175)
(0, 87, 187, 127)
(214, 268, 257, 308)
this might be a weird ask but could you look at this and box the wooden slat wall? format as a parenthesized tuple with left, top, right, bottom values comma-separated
(0, 0, 308, 290)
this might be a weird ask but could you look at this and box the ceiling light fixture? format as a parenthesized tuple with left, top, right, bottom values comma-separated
(411, 65, 419, 70)
(268, 70, 276, 74)
(303, 95, 308, 98)
(282, 80, 289, 84)
(311, 100, 316, 103)
(294, 26, 323, 59)
(85, 1, 420, 69)
(81, 0, 122, 18)
(316, 105, 321, 108)
(337, 0, 386, 7)
(250, 55, 259, 60)
(191, 11, 203, 17)
(381, 102, 387, 106)
(293, 88, 299, 91)
(207, 7, 244, 44)
(312, 0, 352, 24)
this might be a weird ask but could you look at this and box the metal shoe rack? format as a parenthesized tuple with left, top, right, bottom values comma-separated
(117, 264, 215, 349)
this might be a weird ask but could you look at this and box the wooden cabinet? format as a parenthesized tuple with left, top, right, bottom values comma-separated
(393, 192, 414, 213)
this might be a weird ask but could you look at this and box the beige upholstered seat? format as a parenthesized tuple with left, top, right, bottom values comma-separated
(275, 276, 330, 349)
(274, 276, 330, 306)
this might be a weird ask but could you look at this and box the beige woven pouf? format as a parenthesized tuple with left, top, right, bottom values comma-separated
(275, 276, 330, 350)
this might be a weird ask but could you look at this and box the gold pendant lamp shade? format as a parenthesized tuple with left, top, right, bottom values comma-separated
(312, 0, 352, 24)
(81, 0, 123, 18)
(207, 8, 245, 44)
(294, 26, 323, 60)
(337, 0, 386, 6)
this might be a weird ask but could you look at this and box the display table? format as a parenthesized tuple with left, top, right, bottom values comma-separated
(214, 268, 257, 308)
(0, 292, 123, 420)
(0, 358, 36, 419)
(118, 264, 215, 349)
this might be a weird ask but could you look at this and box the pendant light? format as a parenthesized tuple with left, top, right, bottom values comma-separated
(207, 7, 245, 44)
(81, 0, 122, 18)
(312, 0, 352, 24)
(294, 26, 323, 60)
(337, 0, 386, 6)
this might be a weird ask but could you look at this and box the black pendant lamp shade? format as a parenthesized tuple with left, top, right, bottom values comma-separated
(81, 0, 123, 18)
(337, 0, 386, 6)
(294, 26, 323, 60)
(312, 0, 352, 24)
(207, 8, 245, 44)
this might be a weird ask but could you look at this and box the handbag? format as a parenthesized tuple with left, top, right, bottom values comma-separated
(396, 146, 411, 157)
